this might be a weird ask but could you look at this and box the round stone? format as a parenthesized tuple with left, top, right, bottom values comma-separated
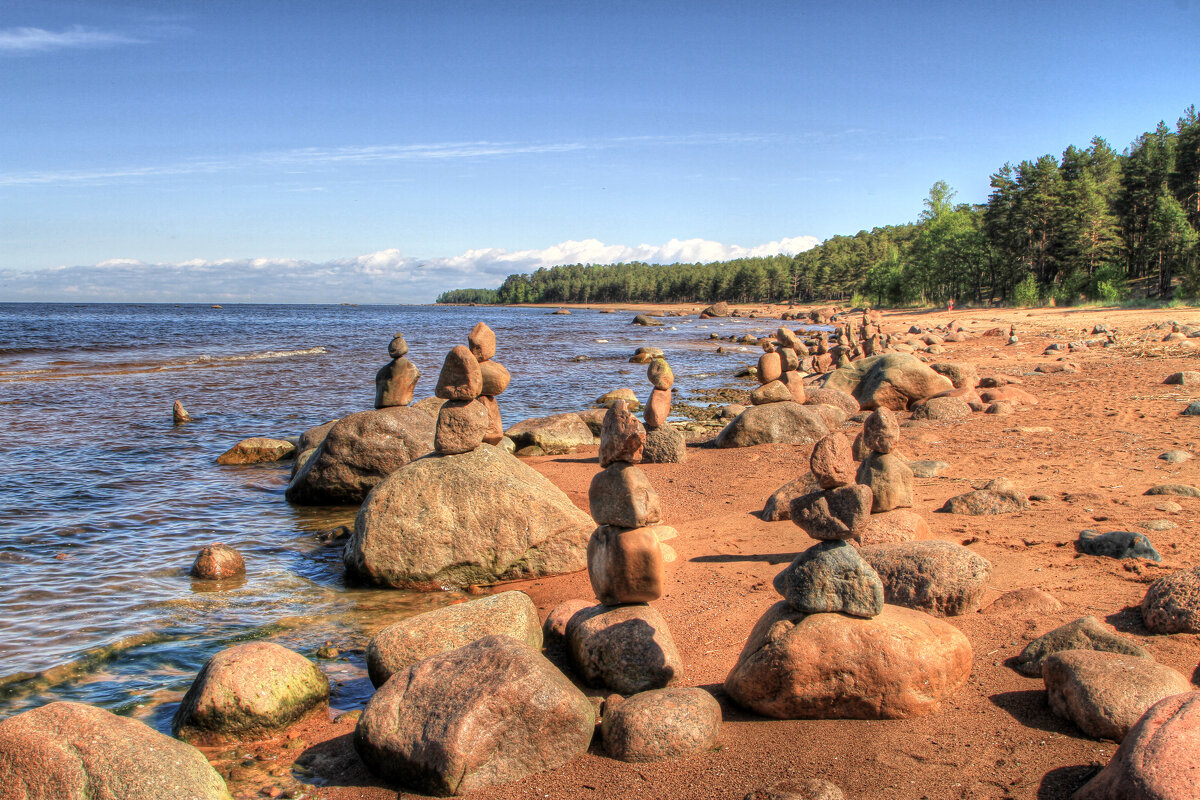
(601, 688, 721, 762)
(190, 543, 245, 580)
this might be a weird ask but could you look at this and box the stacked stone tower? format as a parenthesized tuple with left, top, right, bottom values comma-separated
(375, 333, 421, 408)
(642, 357, 687, 463)
(432, 323, 510, 455)
(773, 327, 808, 403)
(856, 408, 915, 513)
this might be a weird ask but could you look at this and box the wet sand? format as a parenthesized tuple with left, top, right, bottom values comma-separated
(208, 304, 1200, 800)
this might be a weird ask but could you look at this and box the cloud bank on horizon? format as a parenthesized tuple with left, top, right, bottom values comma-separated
(0, 235, 820, 304)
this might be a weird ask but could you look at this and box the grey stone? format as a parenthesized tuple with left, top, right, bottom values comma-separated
(566, 604, 683, 694)
(1012, 616, 1150, 677)
(789, 485, 873, 541)
(1076, 530, 1162, 562)
(772, 540, 884, 618)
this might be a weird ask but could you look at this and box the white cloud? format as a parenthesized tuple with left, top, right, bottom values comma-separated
(0, 25, 144, 54)
(0, 235, 820, 304)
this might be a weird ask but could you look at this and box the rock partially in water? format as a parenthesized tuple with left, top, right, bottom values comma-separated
(216, 436, 295, 465)
(505, 412, 594, 455)
(190, 543, 245, 580)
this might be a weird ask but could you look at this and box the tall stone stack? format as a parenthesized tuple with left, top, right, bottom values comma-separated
(375, 333, 421, 408)
(773, 327, 808, 404)
(749, 342, 794, 405)
(856, 409, 915, 513)
(432, 323, 511, 454)
(642, 357, 686, 463)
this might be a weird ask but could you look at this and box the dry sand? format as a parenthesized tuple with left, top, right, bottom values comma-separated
(214, 304, 1200, 800)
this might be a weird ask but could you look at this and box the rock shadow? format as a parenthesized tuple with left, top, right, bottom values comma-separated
(1103, 604, 1149, 635)
(1036, 764, 1101, 799)
(293, 732, 381, 790)
(988, 690, 1087, 739)
(690, 553, 797, 565)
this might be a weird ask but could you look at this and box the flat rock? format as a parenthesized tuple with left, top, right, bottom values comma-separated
(566, 603, 683, 694)
(724, 602, 972, 719)
(1012, 616, 1150, 677)
(858, 509, 932, 545)
(0, 701, 232, 800)
(939, 479, 1029, 515)
(217, 436, 295, 465)
(600, 687, 721, 762)
(355, 636, 594, 796)
(1077, 530, 1162, 561)
(1074, 692, 1200, 800)
(1141, 566, 1200, 634)
(986, 588, 1063, 616)
(861, 540, 991, 616)
(505, 412, 594, 455)
(1145, 484, 1200, 498)
(908, 459, 950, 478)
(1043, 650, 1192, 742)
(347, 446, 593, 588)
(642, 426, 687, 463)
(173, 642, 329, 744)
(979, 386, 1038, 406)
(772, 540, 884, 618)
(714, 402, 830, 448)
(285, 407, 435, 505)
(366, 591, 542, 687)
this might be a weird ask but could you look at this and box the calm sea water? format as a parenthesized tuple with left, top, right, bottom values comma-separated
(0, 303, 776, 731)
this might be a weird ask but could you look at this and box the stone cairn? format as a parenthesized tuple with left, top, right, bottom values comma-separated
(777, 432, 884, 618)
(749, 330, 807, 406)
(432, 323, 510, 454)
(587, 401, 674, 604)
(642, 357, 686, 463)
(375, 333, 421, 408)
(855, 408, 915, 514)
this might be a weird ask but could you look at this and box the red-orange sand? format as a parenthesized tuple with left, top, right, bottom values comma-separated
(216, 305, 1200, 800)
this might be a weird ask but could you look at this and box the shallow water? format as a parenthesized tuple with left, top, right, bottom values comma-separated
(0, 302, 783, 730)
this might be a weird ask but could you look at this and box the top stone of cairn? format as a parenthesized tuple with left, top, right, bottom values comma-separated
(468, 322, 496, 363)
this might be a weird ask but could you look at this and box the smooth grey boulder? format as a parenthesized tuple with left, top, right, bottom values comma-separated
(714, 402, 829, 448)
(1012, 616, 1150, 677)
(1076, 530, 1161, 562)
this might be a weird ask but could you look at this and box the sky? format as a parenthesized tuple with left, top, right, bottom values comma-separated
(1, 0, 1198, 303)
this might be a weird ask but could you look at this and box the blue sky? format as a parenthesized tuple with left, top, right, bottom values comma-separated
(1, 0, 1197, 303)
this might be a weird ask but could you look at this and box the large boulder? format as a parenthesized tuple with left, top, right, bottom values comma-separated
(804, 388, 860, 416)
(1141, 566, 1200, 633)
(714, 402, 829, 448)
(1043, 650, 1192, 742)
(600, 688, 722, 762)
(346, 446, 593, 589)
(172, 642, 330, 744)
(566, 603, 683, 694)
(505, 412, 594, 455)
(1012, 616, 1150, 678)
(1074, 692, 1200, 800)
(0, 701, 232, 800)
(724, 602, 972, 719)
(860, 541, 991, 616)
(366, 591, 543, 687)
(355, 636, 595, 796)
(285, 407, 435, 505)
(820, 353, 954, 411)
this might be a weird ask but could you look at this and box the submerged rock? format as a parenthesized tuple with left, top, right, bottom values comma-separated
(216, 436, 295, 465)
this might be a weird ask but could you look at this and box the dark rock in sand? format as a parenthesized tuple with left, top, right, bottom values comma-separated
(860, 541, 991, 616)
(1145, 483, 1200, 498)
(773, 540, 884, 618)
(1159, 449, 1192, 464)
(601, 687, 721, 762)
(355, 636, 594, 796)
(789, 485, 873, 541)
(761, 473, 822, 522)
(1140, 566, 1200, 634)
(714, 402, 829, 448)
(190, 543, 245, 580)
(216, 436, 295, 465)
(347, 446, 593, 588)
(1012, 616, 1149, 678)
(0, 701, 232, 800)
(566, 603, 683, 694)
(286, 407, 435, 505)
(1076, 530, 1162, 562)
(173, 642, 329, 744)
(1164, 370, 1200, 385)
(939, 478, 1029, 515)
(642, 426, 687, 463)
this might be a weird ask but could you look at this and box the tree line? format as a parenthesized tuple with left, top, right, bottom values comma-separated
(438, 106, 1200, 307)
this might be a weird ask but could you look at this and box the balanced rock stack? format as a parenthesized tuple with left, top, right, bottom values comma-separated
(642, 357, 686, 463)
(724, 430, 973, 719)
(856, 408, 915, 513)
(374, 333, 421, 408)
(773, 327, 808, 403)
(751, 341, 799, 406)
(432, 323, 509, 454)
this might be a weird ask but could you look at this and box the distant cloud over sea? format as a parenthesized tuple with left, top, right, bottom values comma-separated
(0, 235, 820, 304)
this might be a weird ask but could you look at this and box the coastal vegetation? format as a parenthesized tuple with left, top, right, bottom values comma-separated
(439, 106, 1200, 307)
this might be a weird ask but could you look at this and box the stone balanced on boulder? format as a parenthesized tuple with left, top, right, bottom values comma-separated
(433, 323, 510, 454)
(642, 356, 686, 463)
(856, 408, 915, 513)
(375, 333, 421, 408)
(773, 328, 808, 403)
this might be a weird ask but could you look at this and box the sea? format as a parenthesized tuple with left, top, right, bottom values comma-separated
(0, 302, 779, 732)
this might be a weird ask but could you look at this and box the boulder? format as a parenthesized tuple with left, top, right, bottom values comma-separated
(298, 419, 338, 452)
(190, 543, 245, 580)
(804, 388, 860, 416)
(589, 463, 662, 528)
(505, 412, 594, 455)
(724, 602, 972, 719)
(601, 688, 721, 762)
(543, 598, 592, 656)
(366, 591, 543, 687)
(1164, 371, 1200, 385)
(789, 485, 873, 541)
(642, 426, 687, 463)
(859, 509, 932, 545)
(1145, 484, 1200, 498)
(702, 301, 730, 317)
(346, 446, 594, 588)
(856, 452, 914, 512)
(217, 436, 295, 465)
(715, 403, 829, 448)
(1012, 616, 1150, 677)
(821, 353, 954, 411)
(587, 526, 665, 605)
(939, 479, 1029, 515)
(807, 403, 848, 430)
(435, 345, 483, 400)
(434, 399, 489, 455)
(761, 473, 822, 521)
(172, 642, 329, 744)
(1043, 650, 1192, 742)
(1141, 566, 1200, 634)
(1074, 692, 1200, 800)
(566, 603, 683, 694)
(285, 407, 435, 505)
(860, 541, 991, 616)
(0, 701, 232, 800)
(355, 636, 594, 796)
(1077, 530, 1162, 562)
(577, 407, 608, 435)
(412, 396, 446, 419)
(910, 396, 972, 421)
(772, 541, 884, 618)
(632, 314, 664, 326)
(375, 357, 421, 408)
(930, 362, 979, 389)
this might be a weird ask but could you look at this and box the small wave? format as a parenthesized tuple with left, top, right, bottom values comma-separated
(0, 347, 329, 382)
(187, 347, 329, 365)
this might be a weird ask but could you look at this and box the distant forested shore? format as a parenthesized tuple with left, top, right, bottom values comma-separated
(439, 106, 1199, 308)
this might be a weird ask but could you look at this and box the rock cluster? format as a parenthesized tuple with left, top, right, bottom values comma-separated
(433, 322, 509, 454)
(856, 408, 914, 513)
(642, 356, 686, 463)
(751, 334, 806, 407)
(375, 332, 421, 408)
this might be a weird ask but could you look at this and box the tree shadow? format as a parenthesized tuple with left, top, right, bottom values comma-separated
(988, 690, 1087, 739)
(690, 553, 798, 565)
(1036, 764, 1101, 799)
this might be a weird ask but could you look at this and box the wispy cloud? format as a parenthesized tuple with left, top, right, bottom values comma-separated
(0, 235, 821, 304)
(0, 25, 144, 54)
